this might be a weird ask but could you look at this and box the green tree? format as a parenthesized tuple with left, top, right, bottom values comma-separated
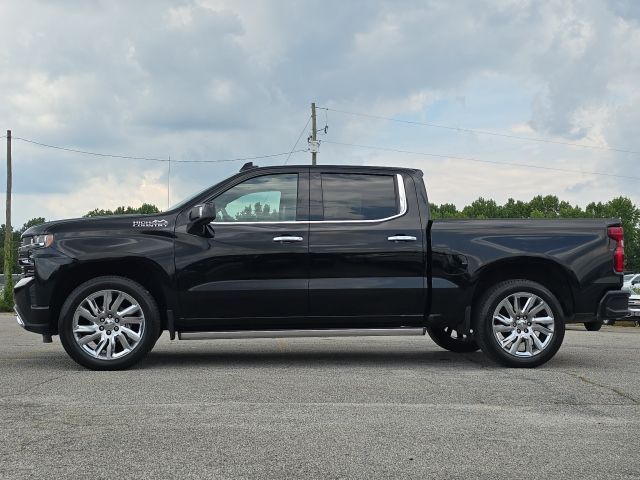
(20, 217, 46, 232)
(431, 203, 462, 219)
(235, 202, 279, 221)
(84, 203, 160, 217)
(502, 198, 531, 218)
(558, 201, 584, 218)
(528, 195, 561, 217)
(461, 197, 500, 219)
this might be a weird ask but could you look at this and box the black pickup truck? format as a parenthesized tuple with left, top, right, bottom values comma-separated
(15, 164, 629, 370)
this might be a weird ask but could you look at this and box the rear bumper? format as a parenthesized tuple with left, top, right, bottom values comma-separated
(597, 290, 630, 321)
(14, 276, 52, 335)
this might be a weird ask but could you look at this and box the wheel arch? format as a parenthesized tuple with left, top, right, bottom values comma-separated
(49, 257, 174, 335)
(471, 257, 577, 319)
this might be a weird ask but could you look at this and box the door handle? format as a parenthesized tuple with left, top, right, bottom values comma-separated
(273, 236, 304, 243)
(387, 235, 417, 242)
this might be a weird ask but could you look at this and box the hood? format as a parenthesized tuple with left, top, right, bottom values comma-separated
(21, 213, 176, 237)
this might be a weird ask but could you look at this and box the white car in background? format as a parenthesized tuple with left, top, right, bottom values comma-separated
(604, 274, 640, 326)
(623, 273, 640, 292)
(623, 274, 640, 325)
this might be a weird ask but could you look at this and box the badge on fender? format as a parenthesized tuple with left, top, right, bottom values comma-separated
(132, 219, 169, 228)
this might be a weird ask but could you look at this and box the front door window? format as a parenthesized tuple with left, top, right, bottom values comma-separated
(214, 174, 298, 222)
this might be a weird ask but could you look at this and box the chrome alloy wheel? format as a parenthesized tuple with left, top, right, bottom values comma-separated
(492, 292, 555, 358)
(72, 289, 145, 360)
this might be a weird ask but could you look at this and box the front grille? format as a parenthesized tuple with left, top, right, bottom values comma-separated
(630, 299, 640, 307)
(18, 238, 34, 277)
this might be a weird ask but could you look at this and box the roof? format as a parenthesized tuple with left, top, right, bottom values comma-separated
(241, 164, 422, 174)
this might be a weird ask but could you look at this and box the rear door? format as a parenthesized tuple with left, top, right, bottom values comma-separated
(308, 169, 426, 328)
(175, 168, 309, 330)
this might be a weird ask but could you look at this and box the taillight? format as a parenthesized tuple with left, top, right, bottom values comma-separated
(607, 226, 624, 273)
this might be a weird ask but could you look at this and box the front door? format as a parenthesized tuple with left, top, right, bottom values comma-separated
(308, 170, 426, 328)
(175, 169, 309, 330)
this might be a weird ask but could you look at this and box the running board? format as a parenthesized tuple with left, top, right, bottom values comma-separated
(177, 327, 426, 340)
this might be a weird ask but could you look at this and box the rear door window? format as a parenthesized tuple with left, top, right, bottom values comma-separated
(321, 173, 399, 221)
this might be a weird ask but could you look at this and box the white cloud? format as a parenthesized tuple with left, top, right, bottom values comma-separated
(16, 166, 168, 223)
(0, 0, 638, 225)
(166, 5, 194, 28)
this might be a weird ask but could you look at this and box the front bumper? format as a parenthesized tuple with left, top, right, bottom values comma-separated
(14, 276, 52, 335)
(597, 290, 630, 321)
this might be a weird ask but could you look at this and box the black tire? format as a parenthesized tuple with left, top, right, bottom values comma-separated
(473, 279, 565, 368)
(426, 325, 479, 353)
(584, 321, 603, 331)
(59, 276, 161, 370)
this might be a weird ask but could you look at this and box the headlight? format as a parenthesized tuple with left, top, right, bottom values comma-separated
(27, 233, 54, 248)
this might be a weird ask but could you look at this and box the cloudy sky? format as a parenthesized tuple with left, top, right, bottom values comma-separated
(1, 0, 639, 226)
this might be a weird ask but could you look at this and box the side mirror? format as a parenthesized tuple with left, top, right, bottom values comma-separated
(187, 202, 216, 235)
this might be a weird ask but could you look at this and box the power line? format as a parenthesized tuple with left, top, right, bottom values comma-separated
(284, 115, 311, 165)
(320, 107, 640, 156)
(323, 140, 640, 181)
(173, 150, 307, 163)
(12, 136, 305, 164)
(14, 136, 168, 162)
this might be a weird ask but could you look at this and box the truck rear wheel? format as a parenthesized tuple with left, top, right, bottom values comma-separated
(473, 279, 565, 368)
(59, 276, 160, 370)
(426, 325, 479, 353)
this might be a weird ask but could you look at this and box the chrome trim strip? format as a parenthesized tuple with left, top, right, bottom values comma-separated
(397, 173, 407, 216)
(178, 327, 425, 340)
(387, 235, 417, 242)
(211, 220, 304, 225)
(273, 236, 304, 243)
(15, 276, 34, 289)
(211, 173, 407, 225)
(14, 307, 24, 327)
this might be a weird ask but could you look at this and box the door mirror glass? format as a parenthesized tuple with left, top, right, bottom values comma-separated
(187, 202, 216, 234)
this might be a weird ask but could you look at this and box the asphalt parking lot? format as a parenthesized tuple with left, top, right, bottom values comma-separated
(0, 314, 639, 480)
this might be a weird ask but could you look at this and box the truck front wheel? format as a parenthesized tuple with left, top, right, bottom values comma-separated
(59, 276, 161, 370)
(473, 279, 565, 368)
(426, 325, 479, 353)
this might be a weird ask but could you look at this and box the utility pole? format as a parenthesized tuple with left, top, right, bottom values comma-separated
(311, 102, 318, 165)
(3, 130, 12, 306)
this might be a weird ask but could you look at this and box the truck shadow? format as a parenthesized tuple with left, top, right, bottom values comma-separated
(141, 348, 497, 369)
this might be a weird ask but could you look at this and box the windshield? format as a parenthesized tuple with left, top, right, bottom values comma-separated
(166, 178, 229, 211)
(167, 186, 211, 211)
